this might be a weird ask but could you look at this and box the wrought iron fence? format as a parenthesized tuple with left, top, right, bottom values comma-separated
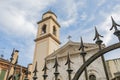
(7, 17, 120, 80)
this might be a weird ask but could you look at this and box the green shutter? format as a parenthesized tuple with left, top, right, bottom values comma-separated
(0, 70, 6, 80)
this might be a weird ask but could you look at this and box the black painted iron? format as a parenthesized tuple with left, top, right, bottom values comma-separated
(40, 17, 120, 80)
(33, 62, 38, 80)
(93, 27, 110, 80)
(73, 42, 120, 80)
(65, 52, 73, 80)
(79, 37, 88, 80)
(53, 56, 60, 80)
(42, 60, 48, 80)
(110, 16, 120, 41)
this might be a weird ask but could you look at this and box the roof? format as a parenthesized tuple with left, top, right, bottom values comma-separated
(106, 58, 120, 62)
(43, 10, 57, 18)
(0, 58, 27, 69)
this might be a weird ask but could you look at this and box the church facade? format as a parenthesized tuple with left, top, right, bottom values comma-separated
(32, 11, 108, 80)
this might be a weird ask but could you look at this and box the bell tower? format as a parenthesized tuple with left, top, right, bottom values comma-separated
(33, 11, 60, 79)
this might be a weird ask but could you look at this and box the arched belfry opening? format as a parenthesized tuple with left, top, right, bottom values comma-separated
(53, 26, 57, 36)
(42, 24, 47, 34)
(89, 74, 96, 80)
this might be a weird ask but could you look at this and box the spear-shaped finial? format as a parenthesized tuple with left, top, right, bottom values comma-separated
(79, 37, 87, 56)
(93, 27, 103, 47)
(93, 27, 103, 40)
(42, 60, 48, 71)
(65, 52, 73, 80)
(42, 60, 48, 80)
(110, 16, 120, 31)
(79, 37, 88, 80)
(79, 37, 84, 51)
(53, 56, 60, 80)
(65, 52, 73, 65)
(53, 56, 60, 68)
(110, 16, 120, 42)
(33, 62, 38, 80)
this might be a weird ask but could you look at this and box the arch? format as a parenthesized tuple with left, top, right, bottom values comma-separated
(73, 42, 120, 80)
(53, 26, 57, 36)
(42, 24, 47, 34)
(52, 75, 63, 80)
(89, 74, 96, 80)
(88, 69, 102, 80)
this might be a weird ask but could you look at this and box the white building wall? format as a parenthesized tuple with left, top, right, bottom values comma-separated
(46, 45, 106, 80)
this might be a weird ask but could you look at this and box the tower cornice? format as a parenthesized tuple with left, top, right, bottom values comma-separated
(34, 33, 61, 44)
(37, 16, 60, 28)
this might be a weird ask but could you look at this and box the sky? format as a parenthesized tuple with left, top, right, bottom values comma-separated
(0, 0, 120, 67)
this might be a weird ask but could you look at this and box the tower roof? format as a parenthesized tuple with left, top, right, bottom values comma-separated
(43, 10, 57, 18)
(42, 10, 57, 20)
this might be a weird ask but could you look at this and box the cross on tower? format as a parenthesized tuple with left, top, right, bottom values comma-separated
(67, 35, 72, 41)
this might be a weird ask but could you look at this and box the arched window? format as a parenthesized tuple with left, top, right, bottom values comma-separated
(42, 24, 46, 34)
(89, 75, 96, 80)
(53, 26, 56, 36)
(52, 75, 62, 80)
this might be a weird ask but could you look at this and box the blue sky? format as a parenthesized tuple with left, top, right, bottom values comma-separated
(0, 0, 120, 67)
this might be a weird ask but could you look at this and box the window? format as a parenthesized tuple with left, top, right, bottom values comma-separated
(89, 75, 96, 80)
(42, 24, 46, 34)
(53, 26, 56, 36)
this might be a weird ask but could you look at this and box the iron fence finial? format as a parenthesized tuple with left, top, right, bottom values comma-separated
(33, 61, 38, 80)
(79, 37, 84, 51)
(110, 16, 120, 31)
(53, 56, 60, 80)
(65, 52, 73, 65)
(110, 16, 120, 41)
(93, 27, 103, 46)
(53, 56, 60, 68)
(65, 52, 73, 80)
(42, 60, 48, 80)
(79, 37, 87, 56)
(93, 27, 103, 41)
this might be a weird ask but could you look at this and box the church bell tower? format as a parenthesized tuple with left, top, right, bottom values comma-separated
(33, 11, 60, 79)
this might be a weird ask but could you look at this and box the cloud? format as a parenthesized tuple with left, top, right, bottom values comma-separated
(0, 0, 57, 37)
(58, 0, 86, 27)
(0, 8, 36, 37)
(97, 5, 120, 45)
(80, 12, 87, 20)
(97, 0, 106, 6)
(0, 0, 57, 66)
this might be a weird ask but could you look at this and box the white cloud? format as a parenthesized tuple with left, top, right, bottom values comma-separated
(97, 0, 106, 6)
(97, 5, 120, 45)
(0, 0, 57, 66)
(0, 0, 57, 37)
(58, 0, 86, 27)
(80, 12, 87, 20)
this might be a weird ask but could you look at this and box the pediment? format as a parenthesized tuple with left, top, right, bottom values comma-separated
(46, 41, 105, 60)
